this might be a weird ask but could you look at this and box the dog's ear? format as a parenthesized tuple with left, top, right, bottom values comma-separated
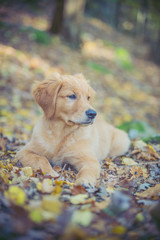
(32, 73, 62, 119)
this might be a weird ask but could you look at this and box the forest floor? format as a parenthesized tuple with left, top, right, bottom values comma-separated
(0, 3, 160, 240)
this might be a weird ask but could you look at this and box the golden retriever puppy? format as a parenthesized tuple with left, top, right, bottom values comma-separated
(17, 73, 130, 186)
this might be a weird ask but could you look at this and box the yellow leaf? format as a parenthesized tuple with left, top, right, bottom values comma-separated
(147, 144, 159, 159)
(52, 185, 62, 194)
(122, 157, 137, 166)
(0, 97, 8, 106)
(29, 208, 44, 223)
(55, 179, 64, 187)
(70, 194, 88, 204)
(147, 144, 156, 153)
(22, 167, 33, 177)
(112, 225, 126, 235)
(142, 167, 149, 179)
(136, 184, 160, 199)
(37, 179, 54, 193)
(36, 182, 43, 192)
(55, 179, 74, 187)
(4, 186, 26, 205)
(106, 187, 115, 194)
(136, 212, 144, 222)
(42, 196, 62, 214)
(0, 169, 11, 184)
(71, 210, 93, 226)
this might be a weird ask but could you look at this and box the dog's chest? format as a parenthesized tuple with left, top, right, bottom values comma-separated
(37, 129, 77, 162)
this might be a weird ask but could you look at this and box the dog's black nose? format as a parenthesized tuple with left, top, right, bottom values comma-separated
(85, 109, 97, 119)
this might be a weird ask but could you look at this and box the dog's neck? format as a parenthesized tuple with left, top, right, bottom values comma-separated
(43, 115, 80, 137)
(42, 115, 81, 156)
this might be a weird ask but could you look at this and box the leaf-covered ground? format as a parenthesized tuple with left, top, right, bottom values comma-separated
(0, 3, 160, 239)
(0, 135, 160, 239)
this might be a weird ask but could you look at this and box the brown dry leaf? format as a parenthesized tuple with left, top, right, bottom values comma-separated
(136, 184, 160, 199)
(0, 137, 7, 151)
(137, 152, 153, 161)
(130, 166, 143, 178)
(95, 200, 109, 209)
(130, 149, 141, 156)
(54, 165, 62, 172)
(71, 185, 87, 195)
(142, 167, 149, 179)
(0, 169, 11, 184)
(105, 157, 113, 165)
(108, 163, 117, 171)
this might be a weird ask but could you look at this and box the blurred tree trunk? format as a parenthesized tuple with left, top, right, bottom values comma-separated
(152, 29, 160, 64)
(106, 0, 121, 28)
(50, 0, 65, 34)
(136, 0, 149, 39)
(50, 0, 85, 47)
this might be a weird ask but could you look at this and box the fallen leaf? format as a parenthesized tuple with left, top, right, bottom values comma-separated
(142, 167, 149, 179)
(95, 200, 109, 209)
(4, 185, 26, 205)
(37, 179, 54, 193)
(0, 136, 7, 151)
(29, 208, 44, 223)
(133, 140, 147, 150)
(106, 187, 115, 194)
(55, 179, 64, 187)
(0, 169, 11, 184)
(42, 196, 62, 214)
(122, 157, 137, 166)
(71, 210, 93, 226)
(42, 179, 54, 193)
(52, 185, 62, 194)
(22, 167, 33, 177)
(70, 194, 88, 204)
(147, 144, 159, 159)
(138, 182, 151, 191)
(136, 184, 160, 199)
(135, 212, 144, 222)
(111, 225, 126, 235)
(130, 166, 143, 178)
(54, 165, 61, 172)
(71, 185, 87, 195)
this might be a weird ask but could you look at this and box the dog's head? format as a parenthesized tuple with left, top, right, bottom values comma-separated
(32, 73, 97, 126)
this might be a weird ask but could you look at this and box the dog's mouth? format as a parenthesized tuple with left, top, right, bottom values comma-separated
(68, 119, 94, 126)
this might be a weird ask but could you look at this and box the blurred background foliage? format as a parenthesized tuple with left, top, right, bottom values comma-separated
(0, 0, 159, 141)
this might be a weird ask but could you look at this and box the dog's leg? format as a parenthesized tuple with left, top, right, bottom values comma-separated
(75, 157, 101, 186)
(16, 147, 58, 177)
(109, 128, 130, 157)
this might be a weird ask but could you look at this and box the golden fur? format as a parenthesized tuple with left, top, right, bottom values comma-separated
(17, 73, 130, 186)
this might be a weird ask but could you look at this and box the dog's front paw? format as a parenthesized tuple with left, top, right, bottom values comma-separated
(46, 169, 59, 178)
(75, 175, 97, 187)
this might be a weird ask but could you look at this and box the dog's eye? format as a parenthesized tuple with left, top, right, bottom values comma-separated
(87, 96, 90, 101)
(67, 94, 77, 99)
